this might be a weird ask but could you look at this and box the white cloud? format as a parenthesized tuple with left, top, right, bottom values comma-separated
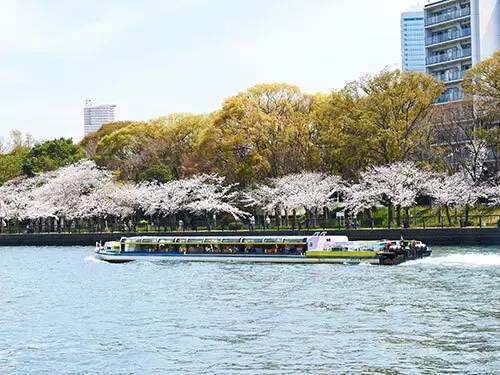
(0, 0, 143, 55)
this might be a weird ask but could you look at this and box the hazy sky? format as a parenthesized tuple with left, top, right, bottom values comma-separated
(0, 0, 425, 142)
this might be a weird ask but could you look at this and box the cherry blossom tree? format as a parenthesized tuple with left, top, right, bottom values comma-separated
(245, 172, 344, 228)
(0, 160, 118, 232)
(446, 173, 486, 225)
(78, 182, 139, 231)
(0, 171, 55, 230)
(427, 172, 487, 226)
(426, 173, 463, 226)
(344, 182, 382, 227)
(484, 184, 500, 207)
(352, 162, 433, 228)
(0, 196, 6, 232)
(138, 174, 248, 230)
(29, 160, 113, 230)
(182, 174, 247, 221)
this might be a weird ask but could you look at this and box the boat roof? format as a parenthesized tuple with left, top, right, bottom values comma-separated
(123, 235, 308, 242)
(120, 234, 350, 244)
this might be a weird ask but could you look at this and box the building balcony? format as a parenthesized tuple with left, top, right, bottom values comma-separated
(434, 70, 465, 83)
(426, 47, 471, 66)
(426, 28, 471, 46)
(436, 90, 463, 103)
(425, 0, 465, 11)
(425, 7, 470, 27)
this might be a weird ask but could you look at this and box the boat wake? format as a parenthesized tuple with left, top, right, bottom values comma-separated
(84, 255, 107, 264)
(403, 253, 500, 268)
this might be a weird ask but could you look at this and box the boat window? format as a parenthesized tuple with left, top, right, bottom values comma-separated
(264, 238, 278, 243)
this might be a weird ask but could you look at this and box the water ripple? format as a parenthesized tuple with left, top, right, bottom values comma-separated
(0, 245, 499, 374)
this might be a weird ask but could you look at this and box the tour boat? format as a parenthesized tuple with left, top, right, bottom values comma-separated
(94, 232, 431, 265)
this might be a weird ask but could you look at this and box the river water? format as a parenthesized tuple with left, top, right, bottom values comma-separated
(1, 246, 499, 374)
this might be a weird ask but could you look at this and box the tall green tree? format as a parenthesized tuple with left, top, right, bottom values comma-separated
(356, 70, 444, 165)
(22, 138, 84, 176)
(80, 121, 139, 158)
(463, 50, 500, 121)
(94, 114, 209, 181)
(0, 147, 30, 185)
(312, 85, 372, 179)
(195, 83, 319, 184)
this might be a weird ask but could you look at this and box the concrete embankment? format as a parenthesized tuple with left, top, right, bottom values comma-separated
(0, 228, 499, 246)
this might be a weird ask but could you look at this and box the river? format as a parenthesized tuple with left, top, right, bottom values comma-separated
(1, 246, 499, 374)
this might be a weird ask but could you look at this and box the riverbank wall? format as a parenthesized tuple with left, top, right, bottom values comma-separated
(0, 228, 499, 246)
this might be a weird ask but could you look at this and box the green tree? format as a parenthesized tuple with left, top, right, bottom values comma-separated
(0, 147, 30, 184)
(80, 121, 139, 158)
(155, 114, 211, 178)
(22, 138, 84, 176)
(138, 165, 175, 183)
(94, 123, 160, 180)
(463, 50, 500, 121)
(312, 86, 372, 179)
(196, 83, 319, 184)
(356, 70, 444, 165)
(94, 114, 209, 180)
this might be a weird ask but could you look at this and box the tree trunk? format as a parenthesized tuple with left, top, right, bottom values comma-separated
(367, 208, 374, 229)
(387, 203, 393, 229)
(396, 205, 401, 228)
(465, 204, 470, 226)
(275, 207, 281, 228)
(292, 209, 297, 230)
(445, 205, 452, 226)
(404, 207, 410, 228)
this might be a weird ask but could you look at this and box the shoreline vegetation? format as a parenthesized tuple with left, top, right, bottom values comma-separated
(0, 54, 499, 235)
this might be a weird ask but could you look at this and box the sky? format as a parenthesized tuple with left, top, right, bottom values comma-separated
(0, 0, 425, 142)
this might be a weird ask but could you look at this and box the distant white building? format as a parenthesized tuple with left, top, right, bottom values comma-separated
(83, 99, 116, 135)
(424, 0, 500, 103)
(401, 11, 426, 72)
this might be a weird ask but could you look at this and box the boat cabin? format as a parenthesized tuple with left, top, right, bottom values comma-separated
(119, 235, 310, 255)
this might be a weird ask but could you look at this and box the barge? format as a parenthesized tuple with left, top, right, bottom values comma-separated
(95, 233, 431, 265)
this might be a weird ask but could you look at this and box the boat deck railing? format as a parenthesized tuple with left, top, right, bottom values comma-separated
(122, 235, 310, 246)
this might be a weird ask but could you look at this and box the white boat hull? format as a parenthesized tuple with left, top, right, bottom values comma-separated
(95, 252, 381, 265)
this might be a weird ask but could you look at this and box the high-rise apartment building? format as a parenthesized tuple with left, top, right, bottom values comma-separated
(401, 11, 426, 72)
(424, 0, 500, 103)
(83, 99, 116, 135)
